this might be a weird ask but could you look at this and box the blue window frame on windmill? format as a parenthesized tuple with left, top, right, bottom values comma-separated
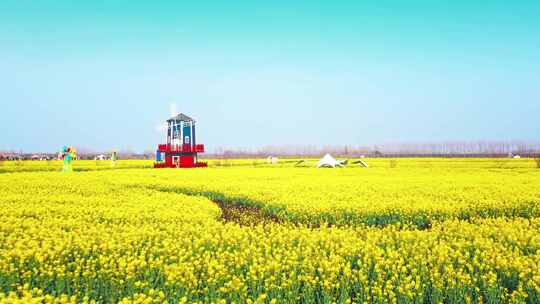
(183, 124, 191, 144)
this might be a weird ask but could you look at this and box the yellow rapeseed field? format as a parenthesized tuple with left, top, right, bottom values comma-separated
(0, 159, 539, 303)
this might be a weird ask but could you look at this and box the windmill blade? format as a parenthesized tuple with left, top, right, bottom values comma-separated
(170, 102, 178, 117)
(154, 102, 177, 132)
(154, 122, 168, 132)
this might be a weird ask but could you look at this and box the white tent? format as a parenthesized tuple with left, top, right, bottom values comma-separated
(266, 156, 278, 164)
(317, 154, 345, 168)
(94, 154, 107, 161)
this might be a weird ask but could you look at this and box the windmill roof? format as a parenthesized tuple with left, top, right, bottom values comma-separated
(167, 113, 195, 122)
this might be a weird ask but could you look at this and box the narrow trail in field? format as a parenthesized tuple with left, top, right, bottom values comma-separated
(214, 199, 284, 226)
(130, 184, 442, 229)
(135, 185, 285, 226)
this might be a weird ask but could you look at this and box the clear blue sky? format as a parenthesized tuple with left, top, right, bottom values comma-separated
(1, 1, 539, 153)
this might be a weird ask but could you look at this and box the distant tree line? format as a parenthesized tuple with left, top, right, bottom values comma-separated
(207, 141, 540, 158)
(3, 141, 539, 160)
(0, 151, 153, 161)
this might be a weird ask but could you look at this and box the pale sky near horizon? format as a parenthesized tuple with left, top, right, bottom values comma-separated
(1, 1, 539, 153)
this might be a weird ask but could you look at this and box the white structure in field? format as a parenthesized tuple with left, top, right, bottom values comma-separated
(317, 154, 345, 168)
(266, 156, 278, 165)
(357, 160, 369, 168)
(94, 154, 107, 160)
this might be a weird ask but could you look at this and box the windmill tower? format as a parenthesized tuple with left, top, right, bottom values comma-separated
(154, 113, 207, 168)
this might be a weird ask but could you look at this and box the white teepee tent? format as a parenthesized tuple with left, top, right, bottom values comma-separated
(317, 154, 344, 168)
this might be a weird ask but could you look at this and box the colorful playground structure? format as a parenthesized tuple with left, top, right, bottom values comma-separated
(154, 113, 207, 168)
(60, 146, 77, 172)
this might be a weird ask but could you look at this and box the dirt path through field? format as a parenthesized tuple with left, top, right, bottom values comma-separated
(214, 200, 283, 226)
(134, 184, 285, 226)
